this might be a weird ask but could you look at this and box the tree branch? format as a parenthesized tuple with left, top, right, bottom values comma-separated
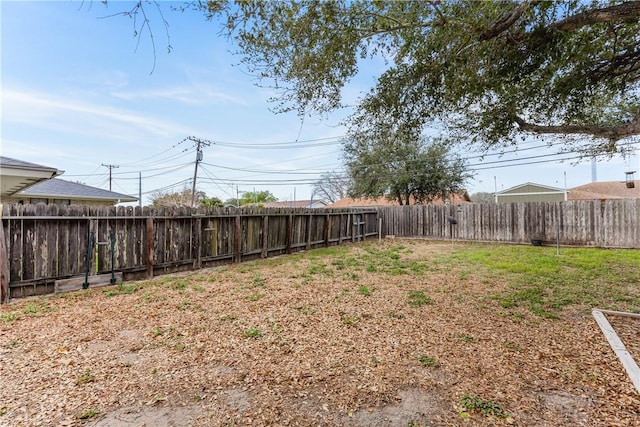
(479, 2, 532, 41)
(551, 1, 640, 32)
(514, 113, 640, 142)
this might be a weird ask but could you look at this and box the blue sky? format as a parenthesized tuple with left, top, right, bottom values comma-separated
(2, 1, 639, 205)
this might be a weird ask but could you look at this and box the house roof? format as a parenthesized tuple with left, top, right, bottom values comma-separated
(328, 192, 471, 208)
(17, 178, 137, 203)
(0, 156, 60, 171)
(496, 182, 566, 195)
(568, 180, 640, 200)
(262, 200, 326, 208)
(0, 156, 63, 197)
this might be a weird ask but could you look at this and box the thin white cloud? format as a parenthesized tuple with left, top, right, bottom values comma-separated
(2, 88, 194, 139)
(110, 86, 248, 106)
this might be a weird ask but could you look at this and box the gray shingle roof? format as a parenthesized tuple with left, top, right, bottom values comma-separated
(0, 156, 61, 173)
(18, 179, 137, 202)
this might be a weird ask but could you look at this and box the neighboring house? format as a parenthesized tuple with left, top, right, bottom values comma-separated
(495, 182, 567, 203)
(568, 180, 640, 200)
(263, 200, 328, 209)
(327, 192, 471, 208)
(7, 178, 137, 206)
(0, 156, 63, 200)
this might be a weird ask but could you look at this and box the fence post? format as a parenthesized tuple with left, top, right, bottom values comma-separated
(145, 217, 154, 279)
(0, 204, 9, 303)
(261, 215, 269, 258)
(351, 213, 356, 242)
(286, 214, 293, 254)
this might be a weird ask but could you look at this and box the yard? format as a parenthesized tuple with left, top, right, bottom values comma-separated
(1, 239, 639, 426)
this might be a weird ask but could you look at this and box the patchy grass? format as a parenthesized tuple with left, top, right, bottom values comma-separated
(358, 285, 371, 296)
(104, 282, 139, 297)
(408, 290, 432, 308)
(433, 244, 640, 316)
(21, 300, 55, 316)
(243, 327, 261, 338)
(460, 393, 509, 419)
(76, 369, 96, 385)
(77, 408, 99, 420)
(417, 355, 440, 368)
(1, 312, 18, 324)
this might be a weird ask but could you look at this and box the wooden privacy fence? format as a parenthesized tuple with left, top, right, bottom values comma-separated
(0, 204, 379, 301)
(378, 199, 640, 248)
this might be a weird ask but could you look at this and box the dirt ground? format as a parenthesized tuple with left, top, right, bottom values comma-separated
(1, 239, 638, 426)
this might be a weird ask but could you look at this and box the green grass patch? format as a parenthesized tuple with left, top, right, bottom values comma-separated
(408, 291, 432, 307)
(21, 300, 55, 316)
(245, 292, 265, 301)
(251, 274, 266, 288)
(78, 408, 99, 420)
(417, 355, 439, 367)
(104, 282, 139, 297)
(244, 327, 261, 338)
(358, 285, 371, 296)
(171, 280, 188, 290)
(76, 369, 96, 385)
(1, 312, 18, 323)
(435, 244, 640, 317)
(460, 393, 508, 419)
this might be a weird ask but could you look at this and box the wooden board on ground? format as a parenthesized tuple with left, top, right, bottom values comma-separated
(54, 272, 123, 294)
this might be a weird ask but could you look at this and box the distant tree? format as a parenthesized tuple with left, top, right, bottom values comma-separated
(151, 187, 214, 208)
(312, 171, 349, 204)
(239, 190, 277, 206)
(224, 197, 241, 208)
(200, 196, 224, 208)
(470, 192, 495, 204)
(224, 191, 277, 207)
(345, 135, 472, 205)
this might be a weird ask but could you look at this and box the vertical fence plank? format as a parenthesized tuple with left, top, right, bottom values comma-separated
(194, 217, 202, 269)
(146, 217, 154, 278)
(305, 214, 312, 250)
(325, 214, 331, 247)
(261, 215, 269, 258)
(235, 215, 242, 263)
(286, 214, 293, 254)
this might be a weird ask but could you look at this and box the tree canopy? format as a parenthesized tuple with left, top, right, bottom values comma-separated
(344, 135, 471, 205)
(201, 0, 640, 155)
(225, 190, 277, 207)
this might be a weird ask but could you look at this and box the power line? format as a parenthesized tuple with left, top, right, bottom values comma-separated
(118, 137, 191, 167)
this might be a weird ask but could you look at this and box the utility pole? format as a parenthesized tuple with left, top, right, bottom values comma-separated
(138, 172, 142, 207)
(186, 136, 212, 208)
(101, 164, 119, 191)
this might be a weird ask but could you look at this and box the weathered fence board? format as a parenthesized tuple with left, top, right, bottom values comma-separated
(1, 205, 378, 300)
(378, 199, 640, 248)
